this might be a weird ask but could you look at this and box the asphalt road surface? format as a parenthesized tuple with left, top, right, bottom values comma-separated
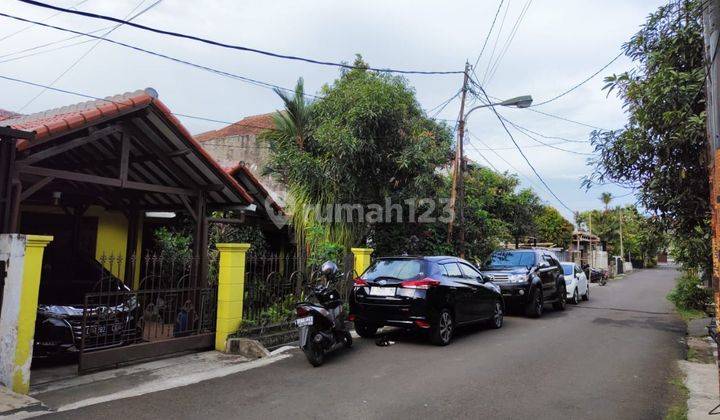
(44, 266, 685, 420)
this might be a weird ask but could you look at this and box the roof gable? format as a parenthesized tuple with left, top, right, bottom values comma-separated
(195, 112, 275, 142)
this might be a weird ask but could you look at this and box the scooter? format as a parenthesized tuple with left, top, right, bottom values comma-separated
(295, 261, 352, 367)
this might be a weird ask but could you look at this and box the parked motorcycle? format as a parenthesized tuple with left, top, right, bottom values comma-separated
(295, 261, 352, 367)
(582, 264, 608, 286)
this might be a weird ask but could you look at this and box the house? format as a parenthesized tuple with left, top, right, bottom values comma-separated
(0, 88, 283, 289)
(195, 113, 288, 203)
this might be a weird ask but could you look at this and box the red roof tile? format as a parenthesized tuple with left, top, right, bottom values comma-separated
(2, 89, 154, 151)
(1, 88, 254, 204)
(0, 109, 20, 122)
(224, 163, 284, 214)
(195, 112, 275, 142)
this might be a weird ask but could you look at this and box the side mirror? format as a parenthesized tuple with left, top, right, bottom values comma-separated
(539, 261, 550, 269)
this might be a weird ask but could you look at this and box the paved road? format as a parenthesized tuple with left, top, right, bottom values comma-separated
(44, 266, 685, 420)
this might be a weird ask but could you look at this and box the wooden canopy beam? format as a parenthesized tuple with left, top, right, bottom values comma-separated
(19, 176, 54, 201)
(17, 165, 199, 196)
(16, 125, 121, 166)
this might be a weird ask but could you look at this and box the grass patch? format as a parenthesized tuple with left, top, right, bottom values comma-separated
(674, 306, 707, 323)
(665, 374, 689, 420)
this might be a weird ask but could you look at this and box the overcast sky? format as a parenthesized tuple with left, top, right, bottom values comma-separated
(0, 0, 667, 220)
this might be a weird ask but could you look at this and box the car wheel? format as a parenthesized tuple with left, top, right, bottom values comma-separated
(553, 284, 567, 311)
(572, 288, 579, 305)
(582, 285, 590, 301)
(488, 300, 503, 329)
(430, 309, 454, 346)
(524, 287, 543, 318)
(354, 321, 379, 338)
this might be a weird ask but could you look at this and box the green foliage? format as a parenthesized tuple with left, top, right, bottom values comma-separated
(667, 271, 711, 313)
(153, 227, 192, 261)
(261, 56, 453, 249)
(584, 0, 710, 277)
(534, 206, 574, 248)
(576, 206, 668, 264)
(306, 226, 345, 268)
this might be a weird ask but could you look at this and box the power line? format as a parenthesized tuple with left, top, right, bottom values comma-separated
(18, 0, 163, 112)
(463, 136, 500, 171)
(473, 0, 505, 69)
(481, 0, 511, 84)
(473, 85, 574, 212)
(0, 0, 89, 43)
(466, 130, 548, 194)
(485, 0, 533, 85)
(499, 117, 589, 143)
(0, 73, 273, 132)
(17, 0, 464, 75)
(0, 11, 321, 99)
(503, 117, 594, 155)
(531, 52, 624, 107)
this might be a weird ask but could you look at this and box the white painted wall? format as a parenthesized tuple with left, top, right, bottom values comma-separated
(0, 234, 27, 389)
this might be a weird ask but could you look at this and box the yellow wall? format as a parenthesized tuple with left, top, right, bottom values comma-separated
(20, 205, 142, 286)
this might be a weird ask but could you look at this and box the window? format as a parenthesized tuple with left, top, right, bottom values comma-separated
(443, 263, 463, 277)
(459, 263, 482, 279)
(485, 251, 536, 268)
(362, 259, 425, 281)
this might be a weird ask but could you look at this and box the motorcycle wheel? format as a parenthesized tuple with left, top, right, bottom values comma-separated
(600, 277, 607, 286)
(302, 341, 324, 367)
(343, 330, 353, 348)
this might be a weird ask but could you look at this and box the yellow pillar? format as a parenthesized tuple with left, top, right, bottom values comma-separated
(351, 247, 374, 277)
(215, 243, 250, 351)
(13, 235, 53, 394)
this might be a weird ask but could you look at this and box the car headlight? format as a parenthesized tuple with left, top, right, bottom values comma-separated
(508, 274, 526, 283)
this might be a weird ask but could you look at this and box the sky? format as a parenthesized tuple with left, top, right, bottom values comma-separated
(0, 0, 668, 220)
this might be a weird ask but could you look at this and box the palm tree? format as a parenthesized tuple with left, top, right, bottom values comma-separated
(269, 78, 313, 150)
(600, 192, 613, 212)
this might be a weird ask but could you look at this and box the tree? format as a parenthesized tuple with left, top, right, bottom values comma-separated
(262, 56, 453, 249)
(534, 206, 574, 248)
(600, 192, 613, 212)
(583, 0, 710, 277)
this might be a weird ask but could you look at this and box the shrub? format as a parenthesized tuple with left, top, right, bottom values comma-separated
(667, 271, 711, 312)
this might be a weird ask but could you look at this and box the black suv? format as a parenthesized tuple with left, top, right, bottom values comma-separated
(349, 256, 504, 346)
(479, 249, 566, 318)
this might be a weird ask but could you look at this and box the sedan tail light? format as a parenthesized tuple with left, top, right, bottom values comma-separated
(296, 306, 309, 317)
(400, 278, 440, 289)
(353, 278, 368, 287)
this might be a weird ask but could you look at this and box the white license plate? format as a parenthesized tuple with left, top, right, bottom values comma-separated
(369, 287, 396, 297)
(296, 316, 313, 327)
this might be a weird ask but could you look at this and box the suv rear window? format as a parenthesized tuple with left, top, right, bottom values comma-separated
(362, 259, 425, 281)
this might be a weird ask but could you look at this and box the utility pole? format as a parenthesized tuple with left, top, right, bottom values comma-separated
(702, 0, 720, 396)
(618, 207, 624, 261)
(447, 62, 471, 257)
(588, 212, 593, 274)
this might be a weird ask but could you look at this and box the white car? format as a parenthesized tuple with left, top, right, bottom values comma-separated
(561, 262, 589, 304)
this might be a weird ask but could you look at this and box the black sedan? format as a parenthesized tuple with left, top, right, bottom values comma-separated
(349, 256, 504, 346)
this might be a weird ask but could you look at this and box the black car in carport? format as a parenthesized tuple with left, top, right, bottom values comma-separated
(349, 256, 504, 346)
(479, 249, 566, 318)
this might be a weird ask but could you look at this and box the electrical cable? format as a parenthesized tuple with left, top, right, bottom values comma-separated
(473, 0, 505, 69)
(18, 0, 162, 112)
(473, 83, 574, 212)
(0, 0, 89, 43)
(16, 0, 464, 75)
(531, 52, 624, 107)
(485, 0, 532, 85)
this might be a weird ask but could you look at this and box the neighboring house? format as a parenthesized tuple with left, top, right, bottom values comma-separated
(195, 113, 288, 203)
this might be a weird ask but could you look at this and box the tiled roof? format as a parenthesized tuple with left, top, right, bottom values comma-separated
(1, 88, 255, 204)
(224, 163, 284, 214)
(195, 112, 275, 142)
(2, 89, 155, 151)
(0, 109, 20, 122)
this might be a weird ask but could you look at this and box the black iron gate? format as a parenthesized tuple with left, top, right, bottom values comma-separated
(77, 253, 217, 374)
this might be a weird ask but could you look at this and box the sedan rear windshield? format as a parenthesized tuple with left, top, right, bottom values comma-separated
(485, 251, 536, 268)
(362, 259, 425, 281)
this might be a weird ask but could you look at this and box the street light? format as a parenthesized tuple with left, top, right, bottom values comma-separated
(463, 95, 533, 120)
(448, 93, 533, 257)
